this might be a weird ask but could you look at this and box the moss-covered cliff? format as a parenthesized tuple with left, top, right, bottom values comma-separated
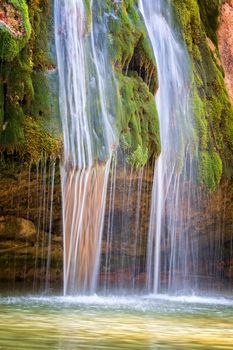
(1, 0, 233, 182)
(0, 0, 60, 163)
(173, 0, 233, 190)
(105, 0, 160, 167)
(0, 0, 160, 167)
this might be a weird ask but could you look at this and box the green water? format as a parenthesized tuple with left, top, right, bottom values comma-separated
(0, 295, 232, 349)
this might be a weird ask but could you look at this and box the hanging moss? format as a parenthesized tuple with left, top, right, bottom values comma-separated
(198, 150, 222, 191)
(0, 102, 25, 146)
(0, 0, 60, 163)
(19, 116, 61, 163)
(107, 0, 142, 68)
(104, 0, 160, 166)
(26, 71, 51, 118)
(117, 71, 160, 167)
(197, 0, 220, 45)
(27, 0, 53, 70)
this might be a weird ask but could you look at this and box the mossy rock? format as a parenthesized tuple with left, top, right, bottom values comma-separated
(197, 0, 220, 45)
(117, 71, 160, 167)
(198, 150, 222, 191)
(17, 116, 61, 163)
(26, 71, 51, 119)
(105, 0, 159, 166)
(0, 0, 59, 163)
(0, 0, 31, 61)
(172, 0, 233, 190)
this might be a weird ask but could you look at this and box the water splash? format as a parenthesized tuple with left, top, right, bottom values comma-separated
(54, 0, 116, 295)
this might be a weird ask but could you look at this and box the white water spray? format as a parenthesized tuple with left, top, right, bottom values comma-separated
(54, 0, 116, 295)
(140, 0, 196, 293)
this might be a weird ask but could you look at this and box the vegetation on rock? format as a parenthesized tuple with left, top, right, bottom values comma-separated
(0, 0, 31, 61)
(0, 0, 60, 163)
(0, 0, 233, 180)
(105, 0, 160, 167)
(173, 0, 233, 190)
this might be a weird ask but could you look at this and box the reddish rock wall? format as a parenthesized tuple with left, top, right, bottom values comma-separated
(218, 0, 233, 104)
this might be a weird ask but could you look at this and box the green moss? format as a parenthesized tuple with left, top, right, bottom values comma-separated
(27, 0, 53, 70)
(199, 150, 222, 191)
(192, 82, 208, 150)
(0, 0, 159, 166)
(197, 0, 220, 45)
(127, 145, 149, 168)
(116, 71, 160, 167)
(3, 52, 34, 107)
(107, 0, 142, 68)
(0, 0, 60, 162)
(173, 0, 233, 190)
(0, 51, 33, 146)
(104, 0, 160, 166)
(19, 116, 61, 163)
(0, 103, 25, 146)
(173, 0, 203, 61)
(0, 0, 31, 61)
(107, 0, 157, 89)
(26, 71, 51, 118)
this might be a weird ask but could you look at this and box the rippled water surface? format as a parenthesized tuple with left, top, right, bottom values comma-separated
(0, 294, 233, 349)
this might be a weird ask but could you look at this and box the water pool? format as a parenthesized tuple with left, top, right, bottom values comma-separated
(0, 294, 232, 349)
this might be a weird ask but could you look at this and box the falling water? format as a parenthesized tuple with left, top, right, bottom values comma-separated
(100, 150, 153, 293)
(140, 0, 197, 293)
(54, 0, 116, 295)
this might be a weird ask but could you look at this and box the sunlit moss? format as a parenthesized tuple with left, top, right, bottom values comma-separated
(20, 116, 61, 163)
(198, 150, 222, 191)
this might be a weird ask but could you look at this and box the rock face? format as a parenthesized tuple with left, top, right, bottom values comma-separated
(0, 156, 154, 291)
(0, 158, 63, 290)
(0, 2, 25, 37)
(218, 0, 233, 104)
(172, 181, 233, 284)
(0, 155, 232, 291)
(0, 0, 31, 61)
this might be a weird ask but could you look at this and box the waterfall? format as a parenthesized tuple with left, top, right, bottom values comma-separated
(140, 0, 197, 294)
(54, 0, 116, 295)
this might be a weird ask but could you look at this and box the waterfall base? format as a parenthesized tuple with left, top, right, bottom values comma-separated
(62, 162, 111, 295)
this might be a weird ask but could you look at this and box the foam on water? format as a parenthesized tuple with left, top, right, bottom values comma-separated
(2, 294, 233, 310)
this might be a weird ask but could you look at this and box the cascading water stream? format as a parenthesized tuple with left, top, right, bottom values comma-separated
(54, 0, 116, 295)
(140, 0, 197, 294)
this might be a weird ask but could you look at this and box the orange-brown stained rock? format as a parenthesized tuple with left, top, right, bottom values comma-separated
(0, 2, 25, 37)
(218, 0, 233, 104)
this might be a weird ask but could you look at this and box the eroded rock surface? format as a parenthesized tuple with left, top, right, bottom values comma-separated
(218, 0, 233, 104)
(0, 2, 25, 37)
